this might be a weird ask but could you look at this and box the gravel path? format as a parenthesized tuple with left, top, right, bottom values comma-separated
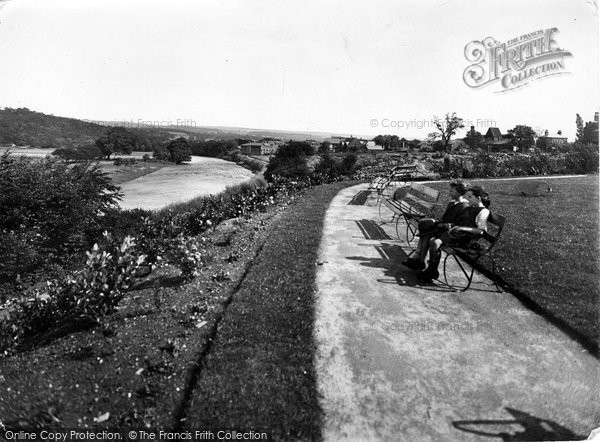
(315, 183, 598, 441)
(118, 156, 255, 210)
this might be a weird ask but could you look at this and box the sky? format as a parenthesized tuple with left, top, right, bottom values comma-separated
(0, 0, 597, 140)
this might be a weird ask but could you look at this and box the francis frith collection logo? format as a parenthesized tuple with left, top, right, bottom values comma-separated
(463, 27, 572, 92)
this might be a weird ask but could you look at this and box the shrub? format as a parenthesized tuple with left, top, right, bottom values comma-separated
(0, 235, 145, 352)
(0, 153, 122, 281)
(264, 141, 312, 181)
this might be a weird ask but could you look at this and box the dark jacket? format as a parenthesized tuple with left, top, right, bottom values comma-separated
(455, 206, 485, 228)
(440, 201, 469, 224)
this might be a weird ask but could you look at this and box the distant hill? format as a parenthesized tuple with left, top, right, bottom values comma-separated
(111, 123, 347, 142)
(0, 108, 109, 148)
(0, 107, 363, 147)
(0, 108, 172, 149)
(182, 125, 339, 142)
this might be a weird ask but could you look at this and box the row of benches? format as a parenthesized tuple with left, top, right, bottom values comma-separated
(376, 179, 506, 292)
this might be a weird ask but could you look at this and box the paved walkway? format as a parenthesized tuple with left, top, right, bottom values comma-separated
(315, 183, 599, 442)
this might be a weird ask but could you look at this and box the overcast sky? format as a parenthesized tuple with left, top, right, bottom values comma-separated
(0, 0, 597, 140)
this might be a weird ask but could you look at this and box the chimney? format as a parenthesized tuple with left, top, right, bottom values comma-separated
(544, 130, 549, 136)
(557, 130, 562, 135)
(595, 112, 599, 123)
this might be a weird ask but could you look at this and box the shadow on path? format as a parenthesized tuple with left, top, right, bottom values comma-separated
(355, 219, 391, 240)
(453, 407, 586, 441)
(348, 190, 370, 205)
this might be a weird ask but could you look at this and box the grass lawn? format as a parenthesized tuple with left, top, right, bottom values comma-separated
(427, 175, 599, 353)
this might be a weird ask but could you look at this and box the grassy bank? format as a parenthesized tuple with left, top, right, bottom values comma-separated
(427, 175, 599, 353)
(183, 182, 352, 439)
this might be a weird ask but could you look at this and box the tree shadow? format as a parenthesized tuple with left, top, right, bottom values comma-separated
(452, 407, 586, 441)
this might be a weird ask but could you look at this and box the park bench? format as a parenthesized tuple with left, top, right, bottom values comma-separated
(440, 212, 506, 292)
(366, 164, 419, 205)
(380, 182, 441, 244)
(390, 164, 418, 181)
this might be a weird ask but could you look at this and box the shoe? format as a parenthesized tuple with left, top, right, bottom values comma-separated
(402, 258, 426, 271)
(417, 269, 439, 283)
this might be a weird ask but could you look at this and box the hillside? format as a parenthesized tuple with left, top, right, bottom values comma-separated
(0, 107, 109, 148)
(0, 108, 174, 150)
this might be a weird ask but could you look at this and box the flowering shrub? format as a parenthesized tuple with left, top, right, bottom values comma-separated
(163, 235, 203, 280)
(0, 235, 145, 353)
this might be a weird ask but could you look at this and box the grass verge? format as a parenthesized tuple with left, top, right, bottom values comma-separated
(426, 175, 599, 354)
(182, 182, 353, 439)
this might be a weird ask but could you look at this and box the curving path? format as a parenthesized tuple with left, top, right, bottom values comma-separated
(314, 183, 599, 441)
(118, 156, 255, 210)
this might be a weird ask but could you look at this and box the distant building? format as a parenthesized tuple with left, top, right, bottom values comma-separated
(536, 129, 568, 150)
(484, 127, 514, 152)
(365, 140, 382, 150)
(484, 127, 503, 142)
(240, 141, 279, 155)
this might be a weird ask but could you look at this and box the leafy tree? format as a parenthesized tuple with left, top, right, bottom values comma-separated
(463, 129, 485, 150)
(165, 137, 192, 164)
(373, 135, 385, 146)
(319, 141, 331, 153)
(508, 125, 536, 150)
(95, 127, 137, 159)
(576, 114, 585, 143)
(52, 144, 103, 162)
(153, 147, 170, 162)
(264, 141, 311, 181)
(433, 112, 465, 153)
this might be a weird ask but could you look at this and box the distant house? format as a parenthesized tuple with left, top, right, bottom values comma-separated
(323, 137, 343, 152)
(484, 127, 515, 152)
(484, 127, 503, 142)
(346, 138, 367, 151)
(536, 130, 568, 150)
(240, 141, 279, 155)
(366, 140, 382, 150)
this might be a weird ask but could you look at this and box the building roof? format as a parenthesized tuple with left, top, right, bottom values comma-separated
(538, 133, 567, 139)
(485, 127, 502, 138)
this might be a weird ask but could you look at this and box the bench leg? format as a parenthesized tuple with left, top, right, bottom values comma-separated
(443, 253, 474, 291)
(404, 219, 418, 250)
(378, 199, 392, 224)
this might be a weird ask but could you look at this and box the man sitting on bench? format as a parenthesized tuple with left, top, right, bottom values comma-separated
(402, 179, 470, 271)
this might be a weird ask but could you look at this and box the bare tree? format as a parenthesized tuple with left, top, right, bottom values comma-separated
(433, 112, 465, 153)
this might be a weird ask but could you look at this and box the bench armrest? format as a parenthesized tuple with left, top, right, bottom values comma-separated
(450, 226, 484, 236)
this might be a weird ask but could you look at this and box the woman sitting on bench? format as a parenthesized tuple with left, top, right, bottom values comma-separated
(416, 186, 491, 283)
(402, 179, 470, 271)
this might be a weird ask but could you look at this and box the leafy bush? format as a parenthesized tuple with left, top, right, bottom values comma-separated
(0, 153, 122, 282)
(52, 144, 103, 161)
(165, 137, 192, 164)
(0, 235, 145, 352)
(264, 141, 313, 181)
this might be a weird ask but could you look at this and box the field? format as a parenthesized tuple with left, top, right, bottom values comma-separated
(426, 175, 599, 350)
